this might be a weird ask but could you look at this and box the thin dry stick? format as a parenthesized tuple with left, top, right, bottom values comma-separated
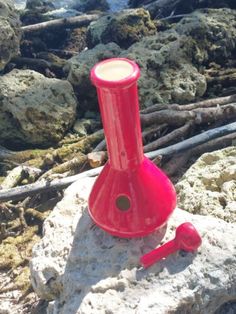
(40, 154, 87, 179)
(141, 94, 236, 114)
(144, 122, 193, 152)
(147, 121, 236, 159)
(21, 13, 100, 33)
(178, 94, 236, 111)
(94, 124, 168, 151)
(141, 109, 195, 127)
(141, 103, 179, 114)
(93, 139, 106, 152)
(141, 103, 236, 127)
(142, 124, 168, 139)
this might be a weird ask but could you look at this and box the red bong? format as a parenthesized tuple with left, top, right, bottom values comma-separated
(88, 58, 177, 238)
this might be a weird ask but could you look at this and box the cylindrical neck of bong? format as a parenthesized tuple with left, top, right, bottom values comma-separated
(96, 83, 144, 170)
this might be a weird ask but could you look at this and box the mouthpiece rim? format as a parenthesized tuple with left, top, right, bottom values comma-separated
(90, 58, 140, 89)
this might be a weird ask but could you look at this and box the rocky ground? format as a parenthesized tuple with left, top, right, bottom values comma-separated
(0, 0, 235, 313)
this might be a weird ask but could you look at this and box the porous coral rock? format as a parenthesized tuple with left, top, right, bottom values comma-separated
(65, 42, 121, 111)
(0, 69, 77, 147)
(30, 176, 236, 313)
(176, 146, 236, 223)
(66, 9, 236, 109)
(87, 8, 156, 49)
(0, 0, 21, 70)
(123, 8, 236, 105)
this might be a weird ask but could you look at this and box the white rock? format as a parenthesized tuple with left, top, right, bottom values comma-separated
(30, 176, 236, 313)
(0, 69, 77, 146)
(176, 147, 236, 223)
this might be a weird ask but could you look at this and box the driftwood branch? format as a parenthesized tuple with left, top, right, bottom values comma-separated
(141, 103, 236, 127)
(147, 122, 236, 159)
(0, 167, 101, 202)
(21, 13, 100, 33)
(93, 124, 169, 152)
(179, 94, 236, 110)
(143, 122, 193, 152)
(0, 122, 235, 202)
(93, 139, 106, 152)
(141, 94, 236, 114)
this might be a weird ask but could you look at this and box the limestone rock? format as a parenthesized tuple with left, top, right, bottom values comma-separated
(122, 28, 207, 105)
(0, 69, 77, 147)
(176, 147, 236, 223)
(0, 0, 21, 70)
(66, 9, 236, 109)
(30, 177, 236, 313)
(122, 8, 236, 106)
(65, 43, 121, 111)
(87, 8, 156, 49)
(174, 8, 236, 64)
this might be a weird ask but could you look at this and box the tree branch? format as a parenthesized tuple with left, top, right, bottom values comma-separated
(147, 122, 236, 159)
(141, 103, 236, 127)
(21, 14, 100, 33)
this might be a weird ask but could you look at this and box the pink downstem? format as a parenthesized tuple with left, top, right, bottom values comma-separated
(140, 239, 177, 268)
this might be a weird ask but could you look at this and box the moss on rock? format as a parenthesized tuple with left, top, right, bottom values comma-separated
(87, 8, 156, 49)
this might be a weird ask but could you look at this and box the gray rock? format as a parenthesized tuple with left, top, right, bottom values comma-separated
(87, 8, 156, 49)
(0, 0, 21, 70)
(30, 176, 236, 313)
(0, 69, 77, 147)
(65, 43, 121, 111)
(123, 8, 236, 106)
(176, 147, 236, 223)
(174, 8, 236, 64)
(66, 9, 236, 109)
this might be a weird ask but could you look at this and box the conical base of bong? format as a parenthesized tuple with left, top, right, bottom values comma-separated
(88, 157, 176, 238)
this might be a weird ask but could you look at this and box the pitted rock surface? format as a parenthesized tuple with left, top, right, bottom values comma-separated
(176, 147, 236, 223)
(66, 9, 236, 109)
(30, 176, 236, 313)
(65, 42, 121, 111)
(0, 0, 21, 70)
(87, 8, 156, 49)
(0, 69, 77, 147)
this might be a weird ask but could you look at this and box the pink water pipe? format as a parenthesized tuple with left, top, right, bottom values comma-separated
(88, 58, 177, 238)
